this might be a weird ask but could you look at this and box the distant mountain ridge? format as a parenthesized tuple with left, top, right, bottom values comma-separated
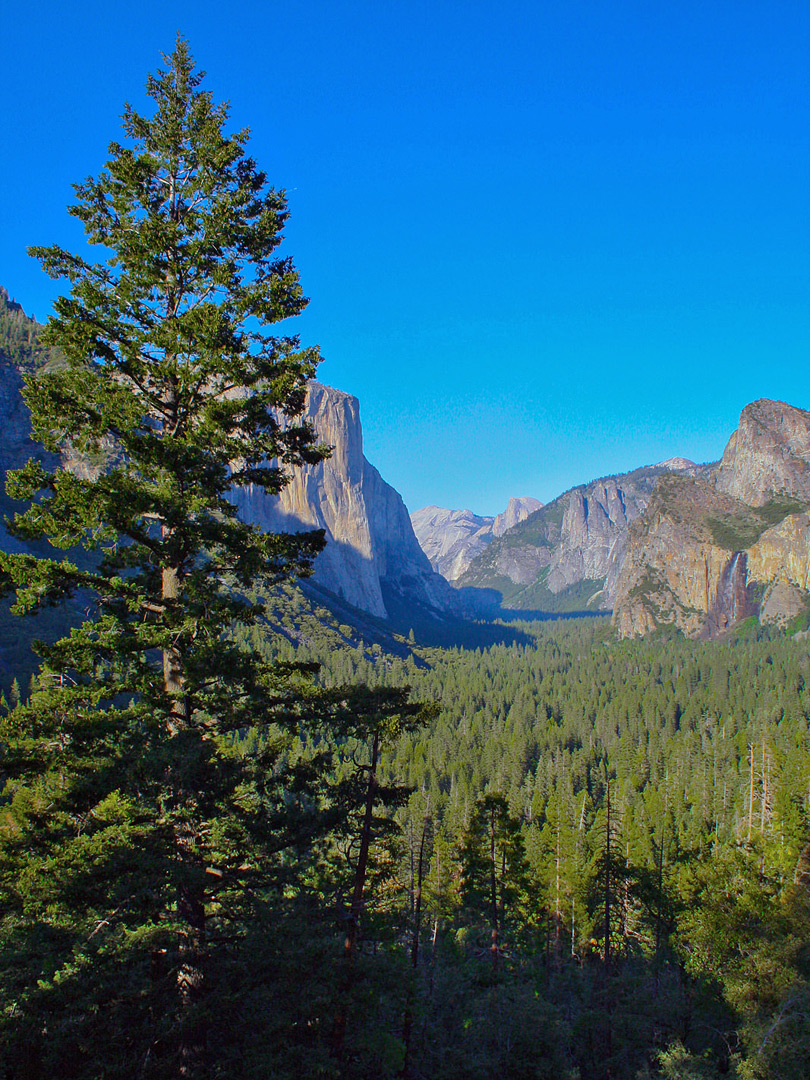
(410, 497, 543, 580)
(453, 459, 709, 613)
(3, 289, 808, 640)
(443, 399, 810, 636)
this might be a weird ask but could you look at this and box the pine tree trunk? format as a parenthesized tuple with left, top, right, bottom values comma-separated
(401, 816, 428, 1077)
(428, 847, 441, 1000)
(162, 558, 206, 1071)
(332, 730, 380, 1056)
(162, 565, 190, 728)
(604, 778, 611, 970)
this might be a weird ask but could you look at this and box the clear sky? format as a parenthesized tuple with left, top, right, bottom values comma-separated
(3, 1, 809, 515)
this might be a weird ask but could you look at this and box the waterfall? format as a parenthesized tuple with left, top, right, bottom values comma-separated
(728, 552, 740, 621)
(716, 551, 748, 628)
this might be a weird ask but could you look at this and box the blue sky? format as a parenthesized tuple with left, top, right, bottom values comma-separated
(3, 1, 809, 514)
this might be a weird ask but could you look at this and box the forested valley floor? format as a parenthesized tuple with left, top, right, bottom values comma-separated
(205, 591, 810, 1080)
(4, 577, 810, 1077)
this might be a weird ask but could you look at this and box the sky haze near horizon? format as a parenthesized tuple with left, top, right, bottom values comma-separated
(3, 1, 809, 515)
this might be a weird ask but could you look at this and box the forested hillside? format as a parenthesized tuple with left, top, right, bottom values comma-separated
(0, 288, 44, 371)
(5, 558, 810, 1075)
(0, 287, 63, 373)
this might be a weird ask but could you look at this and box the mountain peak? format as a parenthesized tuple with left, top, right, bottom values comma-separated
(411, 496, 542, 581)
(492, 496, 544, 537)
(715, 398, 810, 507)
(656, 456, 696, 472)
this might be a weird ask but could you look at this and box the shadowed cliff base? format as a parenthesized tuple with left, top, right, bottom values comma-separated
(455, 574, 610, 614)
(301, 578, 536, 651)
(377, 583, 537, 649)
(270, 577, 590, 652)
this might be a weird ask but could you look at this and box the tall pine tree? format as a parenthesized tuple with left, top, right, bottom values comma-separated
(0, 39, 332, 1078)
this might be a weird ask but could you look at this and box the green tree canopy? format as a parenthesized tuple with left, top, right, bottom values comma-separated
(0, 38, 332, 1078)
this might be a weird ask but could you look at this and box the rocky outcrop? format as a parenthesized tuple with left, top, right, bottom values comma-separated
(612, 476, 760, 638)
(230, 382, 458, 620)
(411, 496, 542, 581)
(747, 513, 810, 594)
(747, 514, 810, 626)
(715, 399, 810, 507)
(613, 401, 810, 639)
(493, 497, 544, 537)
(658, 456, 697, 472)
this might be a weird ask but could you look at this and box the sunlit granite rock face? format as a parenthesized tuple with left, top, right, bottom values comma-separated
(715, 399, 810, 507)
(747, 514, 810, 626)
(613, 401, 810, 639)
(411, 497, 543, 581)
(611, 476, 759, 639)
(230, 382, 457, 620)
(746, 513, 810, 593)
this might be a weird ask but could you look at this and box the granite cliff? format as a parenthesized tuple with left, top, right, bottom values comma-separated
(613, 400, 810, 639)
(714, 398, 810, 506)
(410, 496, 543, 581)
(0, 289, 456, 623)
(230, 382, 458, 620)
(455, 460, 702, 612)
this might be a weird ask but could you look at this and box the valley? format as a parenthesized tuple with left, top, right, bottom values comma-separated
(2, 284, 810, 1078)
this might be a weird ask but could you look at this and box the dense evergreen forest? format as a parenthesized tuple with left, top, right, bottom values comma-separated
(225, 589, 810, 1079)
(4, 571, 810, 1076)
(1, 41, 809, 1080)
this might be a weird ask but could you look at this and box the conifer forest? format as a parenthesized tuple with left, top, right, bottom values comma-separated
(1, 41, 809, 1080)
